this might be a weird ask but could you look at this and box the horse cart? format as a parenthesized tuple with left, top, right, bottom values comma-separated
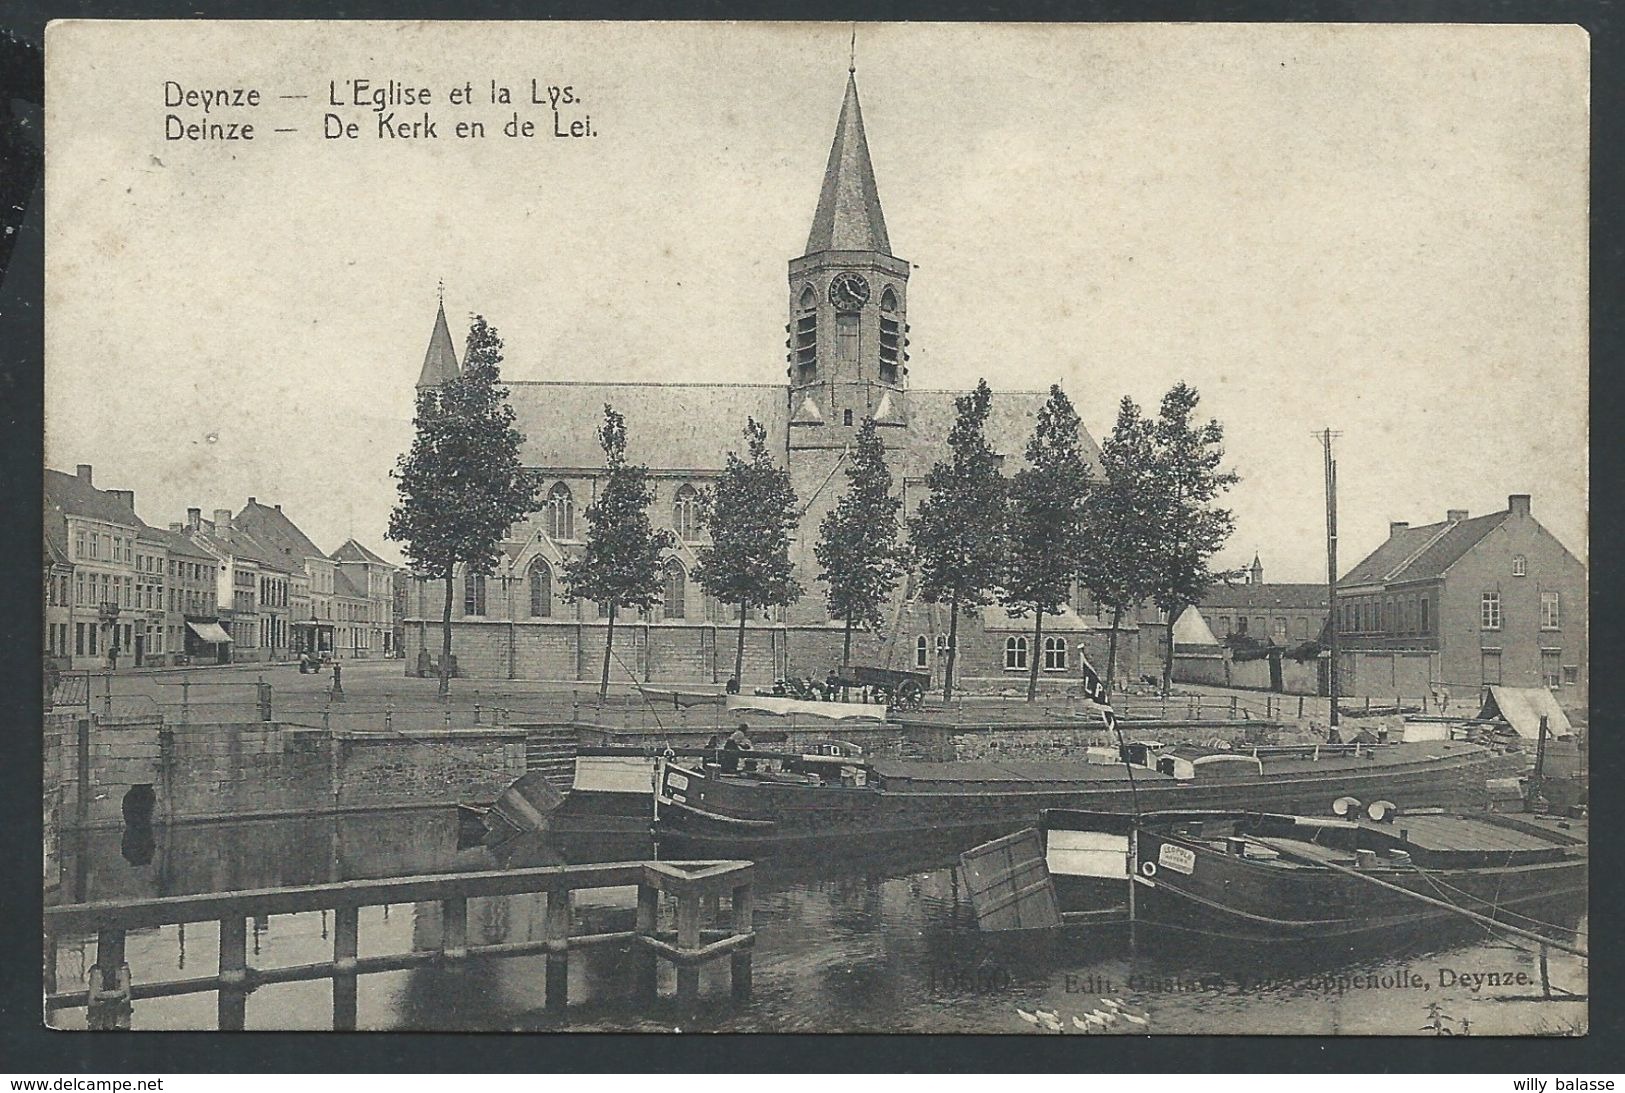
(831, 664, 931, 710)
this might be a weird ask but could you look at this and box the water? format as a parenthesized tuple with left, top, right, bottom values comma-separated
(47, 809, 1587, 1035)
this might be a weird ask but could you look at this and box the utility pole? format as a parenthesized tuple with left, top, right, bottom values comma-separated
(1318, 428, 1342, 728)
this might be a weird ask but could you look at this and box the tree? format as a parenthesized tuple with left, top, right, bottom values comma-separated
(692, 418, 802, 687)
(1147, 382, 1239, 695)
(1001, 385, 1093, 702)
(563, 405, 675, 699)
(1078, 396, 1163, 701)
(908, 379, 1008, 701)
(387, 316, 540, 697)
(815, 416, 905, 679)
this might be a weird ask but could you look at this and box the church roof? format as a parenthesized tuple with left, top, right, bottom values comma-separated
(507, 381, 787, 472)
(805, 74, 891, 256)
(902, 389, 1102, 480)
(417, 300, 461, 389)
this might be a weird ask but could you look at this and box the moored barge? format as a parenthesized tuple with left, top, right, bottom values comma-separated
(652, 738, 1526, 852)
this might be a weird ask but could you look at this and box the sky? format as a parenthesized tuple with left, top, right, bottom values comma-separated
(45, 21, 1588, 579)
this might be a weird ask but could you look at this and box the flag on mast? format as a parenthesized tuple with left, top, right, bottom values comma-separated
(1077, 654, 1116, 733)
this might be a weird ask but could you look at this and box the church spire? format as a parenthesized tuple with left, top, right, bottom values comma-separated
(416, 294, 461, 389)
(805, 72, 891, 256)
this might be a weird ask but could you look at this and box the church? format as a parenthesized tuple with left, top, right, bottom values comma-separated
(399, 71, 1169, 690)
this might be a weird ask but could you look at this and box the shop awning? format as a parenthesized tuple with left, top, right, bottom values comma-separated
(187, 621, 233, 644)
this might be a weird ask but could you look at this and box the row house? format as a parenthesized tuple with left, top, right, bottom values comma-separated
(181, 507, 293, 664)
(1336, 494, 1586, 708)
(44, 464, 229, 669)
(45, 465, 154, 670)
(235, 501, 396, 658)
(332, 539, 397, 656)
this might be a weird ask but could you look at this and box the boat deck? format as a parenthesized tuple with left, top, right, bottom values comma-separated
(871, 740, 1494, 787)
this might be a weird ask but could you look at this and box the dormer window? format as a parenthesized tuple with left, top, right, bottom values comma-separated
(1513, 555, 1527, 577)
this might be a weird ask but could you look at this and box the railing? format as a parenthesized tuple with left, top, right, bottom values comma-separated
(45, 858, 754, 1030)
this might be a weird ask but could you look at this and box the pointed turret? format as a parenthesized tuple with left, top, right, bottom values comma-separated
(1249, 553, 1264, 585)
(416, 298, 460, 389)
(805, 73, 890, 256)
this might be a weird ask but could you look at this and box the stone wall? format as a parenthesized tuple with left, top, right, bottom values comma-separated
(48, 714, 526, 830)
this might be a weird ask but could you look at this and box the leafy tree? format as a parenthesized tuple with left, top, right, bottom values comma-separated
(908, 379, 1008, 701)
(692, 418, 802, 687)
(1148, 382, 1239, 695)
(387, 316, 540, 697)
(1001, 386, 1093, 702)
(1077, 396, 1163, 702)
(815, 416, 905, 680)
(563, 405, 675, 699)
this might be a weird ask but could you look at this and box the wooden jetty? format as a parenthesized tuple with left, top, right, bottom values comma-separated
(45, 858, 754, 1030)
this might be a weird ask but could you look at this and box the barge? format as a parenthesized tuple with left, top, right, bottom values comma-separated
(651, 738, 1527, 853)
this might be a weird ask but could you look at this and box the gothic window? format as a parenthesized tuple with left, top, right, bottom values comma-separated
(547, 483, 574, 541)
(1043, 636, 1067, 671)
(663, 560, 686, 620)
(673, 484, 701, 542)
(915, 635, 928, 669)
(463, 573, 487, 616)
(528, 559, 552, 618)
(799, 285, 816, 310)
(1004, 636, 1028, 671)
(880, 286, 899, 312)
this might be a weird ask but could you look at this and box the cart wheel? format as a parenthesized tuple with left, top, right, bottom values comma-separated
(898, 680, 925, 709)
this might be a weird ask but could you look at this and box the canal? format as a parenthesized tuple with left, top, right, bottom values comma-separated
(46, 808, 1587, 1035)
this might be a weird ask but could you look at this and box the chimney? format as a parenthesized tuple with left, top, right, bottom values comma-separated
(108, 488, 135, 511)
(187, 507, 201, 531)
(1389, 521, 1410, 538)
(1508, 494, 1531, 517)
(75, 464, 92, 485)
(248, 496, 257, 506)
(1447, 509, 1469, 523)
(214, 508, 232, 530)
(169, 522, 183, 533)
(274, 504, 281, 512)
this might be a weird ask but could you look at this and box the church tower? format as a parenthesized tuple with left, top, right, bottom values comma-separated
(785, 70, 911, 626)
(416, 296, 461, 390)
(786, 71, 910, 443)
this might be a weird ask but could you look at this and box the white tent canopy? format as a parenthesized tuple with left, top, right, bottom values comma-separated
(1479, 685, 1574, 739)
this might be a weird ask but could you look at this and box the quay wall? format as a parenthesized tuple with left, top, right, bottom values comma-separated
(45, 714, 526, 830)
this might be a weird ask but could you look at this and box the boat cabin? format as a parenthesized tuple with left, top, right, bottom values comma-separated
(1154, 748, 1264, 781)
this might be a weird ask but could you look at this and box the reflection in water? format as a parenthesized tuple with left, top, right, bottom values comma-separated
(47, 808, 1588, 1035)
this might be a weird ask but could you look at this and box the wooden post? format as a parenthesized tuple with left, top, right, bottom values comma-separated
(441, 897, 468, 959)
(675, 888, 701, 1004)
(1298, 695, 1305, 718)
(635, 882, 659, 1000)
(332, 905, 359, 1031)
(217, 915, 248, 1031)
(87, 928, 129, 1030)
(545, 888, 572, 1010)
(1230, 695, 1237, 718)
(730, 883, 754, 1003)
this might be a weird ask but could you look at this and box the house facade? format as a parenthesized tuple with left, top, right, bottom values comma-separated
(1336, 494, 1586, 709)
